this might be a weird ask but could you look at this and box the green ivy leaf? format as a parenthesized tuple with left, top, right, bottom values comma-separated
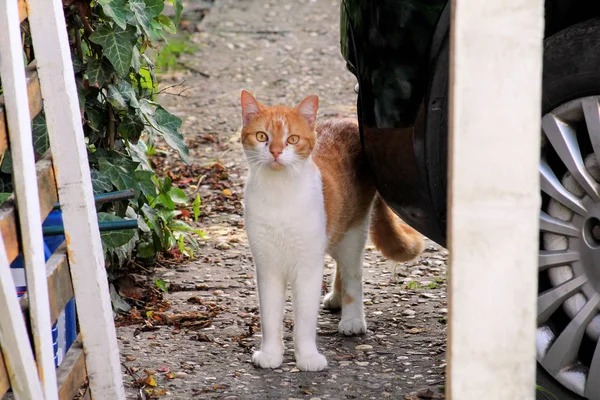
(130, 0, 164, 38)
(118, 111, 145, 143)
(89, 25, 137, 78)
(99, 156, 140, 193)
(154, 107, 189, 164)
(192, 194, 201, 222)
(128, 140, 153, 171)
(76, 77, 86, 115)
(145, 0, 164, 18)
(97, 0, 133, 30)
(168, 187, 188, 204)
(85, 97, 107, 134)
(110, 284, 131, 313)
(0, 193, 11, 205)
(1, 151, 12, 174)
(131, 45, 141, 72)
(98, 212, 137, 248)
(107, 81, 139, 111)
(156, 191, 176, 210)
(90, 169, 113, 193)
(157, 15, 176, 34)
(154, 278, 168, 293)
(86, 59, 113, 88)
(135, 170, 157, 197)
(170, 0, 183, 27)
(72, 53, 85, 73)
(136, 240, 155, 258)
(32, 112, 49, 156)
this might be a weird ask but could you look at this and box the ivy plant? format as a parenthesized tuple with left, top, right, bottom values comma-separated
(1, 0, 201, 266)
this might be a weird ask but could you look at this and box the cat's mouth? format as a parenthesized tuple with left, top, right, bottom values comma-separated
(269, 160, 285, 171)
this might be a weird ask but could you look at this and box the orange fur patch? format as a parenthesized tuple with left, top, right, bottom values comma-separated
(241, 105, 315, 159)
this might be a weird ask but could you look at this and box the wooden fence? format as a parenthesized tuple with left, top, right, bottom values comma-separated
(0, 0, 124, 398)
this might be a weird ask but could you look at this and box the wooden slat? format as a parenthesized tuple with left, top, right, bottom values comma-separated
(20, 248, 74, 325)
(0, 62, 41, 157)
(1, 7, 58, 394)
(28, 0, 126, 396)
(18, 0, 28, 23)
(0, 357, 9, 398)
(57, 336, 87, 400)
(446, 0, 544, 399)
(0, 157, 58, 263)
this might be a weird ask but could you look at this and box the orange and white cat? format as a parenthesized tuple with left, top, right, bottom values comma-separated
(240, 90, 424, 372)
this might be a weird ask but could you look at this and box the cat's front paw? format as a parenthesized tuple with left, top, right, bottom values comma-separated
(338, 317, 367, 336)
(295, 352, 327, 372)
(323, 292, 342, 311)
(252, 350, 283, 369)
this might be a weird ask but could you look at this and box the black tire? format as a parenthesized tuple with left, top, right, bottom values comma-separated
(535, 17, 600, 400)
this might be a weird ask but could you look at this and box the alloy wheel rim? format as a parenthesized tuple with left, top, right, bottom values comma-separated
(538, 95, 600, 398)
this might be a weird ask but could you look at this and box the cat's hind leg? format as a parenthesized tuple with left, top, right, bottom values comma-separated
(323, 263, 342, 311)
(252, 267, 286, 369)
(329, 217, 369, 336)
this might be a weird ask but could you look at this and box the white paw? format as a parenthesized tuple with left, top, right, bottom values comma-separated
(252, 350, 283, 369)
(323, 292, 342, 310)
(295, 352, 328, 372)
(338, 317, 367, 336)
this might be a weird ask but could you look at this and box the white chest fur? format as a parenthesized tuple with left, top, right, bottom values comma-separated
(243, 160, 327, 269)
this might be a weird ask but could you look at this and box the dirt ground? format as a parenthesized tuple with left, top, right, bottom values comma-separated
(116, 0, 448, 398)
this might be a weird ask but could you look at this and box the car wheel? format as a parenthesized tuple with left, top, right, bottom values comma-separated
(537, 17, 600, 400)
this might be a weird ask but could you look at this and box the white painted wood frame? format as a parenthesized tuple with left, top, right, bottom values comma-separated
(26, 0, 126, 398)
(0, 1, 59, 398)
(446, 0, 544, 399)
(0, 237, 44, 400)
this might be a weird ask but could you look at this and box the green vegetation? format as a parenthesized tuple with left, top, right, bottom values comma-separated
(1, 0, 203, 266)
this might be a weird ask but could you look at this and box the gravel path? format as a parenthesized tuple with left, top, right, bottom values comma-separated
(117, 1, 448, 398)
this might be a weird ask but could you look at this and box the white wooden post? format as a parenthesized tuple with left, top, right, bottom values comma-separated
(27, 0, 126, 397)
(447, 0, 544, 399)
(0, 1, 59, 398)
(0, 241, 43, 399)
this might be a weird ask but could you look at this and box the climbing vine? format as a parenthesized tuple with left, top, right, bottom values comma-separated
(2, 0, 202, 266)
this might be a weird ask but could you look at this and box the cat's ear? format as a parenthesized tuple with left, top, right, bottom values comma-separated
(296, 95, 319, 128)
(241, 90, 262, 126)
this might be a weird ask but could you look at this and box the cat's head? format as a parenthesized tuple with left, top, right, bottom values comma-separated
(240, 90, 318, 172)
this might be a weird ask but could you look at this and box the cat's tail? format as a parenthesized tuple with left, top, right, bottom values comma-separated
(369, 195, 425, 262)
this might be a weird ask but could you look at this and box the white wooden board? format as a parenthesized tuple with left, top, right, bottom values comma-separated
(0, 1, 59, 398)
(27, 0, 125, 398)
(447, 0, 544, 399)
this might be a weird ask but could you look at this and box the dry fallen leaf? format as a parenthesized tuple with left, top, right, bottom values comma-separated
(406, 327, 425, 334)
(145, 388, 168, 398)
(165, 372, 177, 380)
(145, 375, 157, 387)
(222, 189, 232, 196)
(125, 356, 136, 362)
(144, 369, 156, 375)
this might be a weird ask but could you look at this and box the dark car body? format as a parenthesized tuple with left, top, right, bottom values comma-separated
(340, 0, 600, 247)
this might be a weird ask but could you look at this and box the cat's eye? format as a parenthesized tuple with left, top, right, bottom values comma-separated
(256, 132, 268, 142)
(287, 135, 300, 144)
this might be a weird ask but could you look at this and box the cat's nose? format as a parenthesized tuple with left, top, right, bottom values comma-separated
(271, 151, 282, 160)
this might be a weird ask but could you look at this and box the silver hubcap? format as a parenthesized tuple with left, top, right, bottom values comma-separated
(538, 96, 600, 398)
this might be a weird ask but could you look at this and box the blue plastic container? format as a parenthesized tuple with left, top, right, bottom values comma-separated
(10, 210, 77, 367)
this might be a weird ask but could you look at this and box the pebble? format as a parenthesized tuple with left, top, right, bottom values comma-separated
(355, 344, 373, 351)
(216, 242, 232, 250)
(355, 361, 369, 366)
(402, 309, 416, 316)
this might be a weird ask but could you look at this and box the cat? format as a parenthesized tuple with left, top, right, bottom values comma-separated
(240, 90, 424, 372)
